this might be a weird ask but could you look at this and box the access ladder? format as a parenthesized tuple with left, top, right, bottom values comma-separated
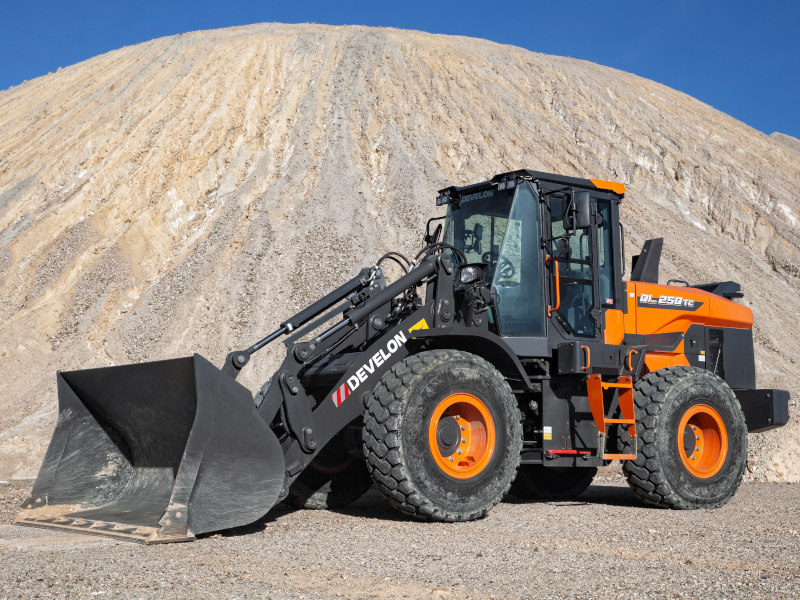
(586, 374, 637, 460)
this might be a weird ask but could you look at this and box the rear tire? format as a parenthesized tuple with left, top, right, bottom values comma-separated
(362, 350, 522, 521)
(622, 366, 747, 509)
(288, 428, 371, 510)
(509, 465, 597, 500)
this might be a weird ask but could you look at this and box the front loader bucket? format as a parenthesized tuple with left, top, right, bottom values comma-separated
(15, 354, 285, 543)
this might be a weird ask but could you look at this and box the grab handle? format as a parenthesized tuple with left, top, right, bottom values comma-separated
(626, 349, 638, 372)
(546, 255, 560, 317)
(581, 345, 591, 371)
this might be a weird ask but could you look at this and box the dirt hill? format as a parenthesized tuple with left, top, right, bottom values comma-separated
(0, 23, 798, 481)
(772, 132, 800, 156)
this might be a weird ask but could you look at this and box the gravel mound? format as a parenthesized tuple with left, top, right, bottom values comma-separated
(0, 23, 797, 481)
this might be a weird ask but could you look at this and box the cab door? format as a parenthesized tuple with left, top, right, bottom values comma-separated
(545, 190, 624, 358)
(547, 191, 600, 340)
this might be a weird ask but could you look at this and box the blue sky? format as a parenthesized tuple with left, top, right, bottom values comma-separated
(1, 0, 798, 139)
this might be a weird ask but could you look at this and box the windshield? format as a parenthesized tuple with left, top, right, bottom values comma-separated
(444, 183, 544, 337)
(444, 187, 514, 282)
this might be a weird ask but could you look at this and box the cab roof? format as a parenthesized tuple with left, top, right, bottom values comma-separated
(436, 170, 625, 205)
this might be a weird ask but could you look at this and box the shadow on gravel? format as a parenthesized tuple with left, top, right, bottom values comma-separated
(304, 484, 645, 525)
(579, 484, 641, 507)
(503, 484, 641, 508)
(198, 503, 299, 540)
(329, 489, 420, 522)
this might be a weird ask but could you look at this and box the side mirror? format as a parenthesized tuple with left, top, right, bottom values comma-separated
(564, 191, 592, 230)
(430, 223, 442, 244)
(424, 218, 445, 244)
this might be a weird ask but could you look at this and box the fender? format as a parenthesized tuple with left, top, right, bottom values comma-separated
(623, 331, 685, 379)
(407, 327, 535, 390)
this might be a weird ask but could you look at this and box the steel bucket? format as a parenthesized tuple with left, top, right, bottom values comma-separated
(15, 354, 285, 543)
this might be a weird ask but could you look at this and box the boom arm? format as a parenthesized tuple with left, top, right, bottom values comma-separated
(221, 267, 377, 377)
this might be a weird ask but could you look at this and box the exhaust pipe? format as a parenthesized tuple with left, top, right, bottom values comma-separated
(15, 354, 285, 543)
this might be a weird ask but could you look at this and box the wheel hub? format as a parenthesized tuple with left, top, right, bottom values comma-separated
(427, 393, 496, 479)
(436, 416, 461, 456)
(677, 404, 728, 478)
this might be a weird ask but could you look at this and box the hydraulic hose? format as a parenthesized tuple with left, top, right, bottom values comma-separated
(345, 257, 436, 325)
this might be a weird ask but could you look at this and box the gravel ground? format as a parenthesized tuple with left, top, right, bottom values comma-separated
(1, 476, 799, 599)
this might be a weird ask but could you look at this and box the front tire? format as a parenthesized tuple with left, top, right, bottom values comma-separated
(362, 350, 522, 521)
(622, 366, 747, 509)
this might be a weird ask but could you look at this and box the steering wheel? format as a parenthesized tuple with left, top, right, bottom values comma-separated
(481, 251, 516, 275)
(498, 258, 515, 279)
(482, 251, 517, 285)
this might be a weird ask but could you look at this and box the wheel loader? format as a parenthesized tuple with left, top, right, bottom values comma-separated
(16, 169, 790, 542)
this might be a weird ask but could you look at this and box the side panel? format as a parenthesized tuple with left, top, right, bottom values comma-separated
(541, 378, 603, 467)
(603, 308, 625, 345)
(625, 281, 755, 376)
(705, 327, 757, 389)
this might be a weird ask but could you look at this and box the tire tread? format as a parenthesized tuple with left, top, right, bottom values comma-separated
(622, 366, 747, 509)
(362, 349, 522, 521)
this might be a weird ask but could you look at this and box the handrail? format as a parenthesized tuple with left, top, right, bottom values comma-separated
(626, 348, 638, 372)
(546, 255, 560, 317)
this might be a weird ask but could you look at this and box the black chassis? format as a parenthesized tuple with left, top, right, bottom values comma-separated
(220, 248, 534, 501)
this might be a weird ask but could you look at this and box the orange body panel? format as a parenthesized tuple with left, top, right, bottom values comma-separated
(590, 179, 626, 196)
(603, 282, 753, 375)
(603, 309, 625, 345)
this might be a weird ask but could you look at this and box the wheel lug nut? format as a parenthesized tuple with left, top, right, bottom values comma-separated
(461, 437, 467, 443)
(694, 446, 700, 451)
(691, 455, 696, 460)
(460, 425, 466, 431)
(695, 436, 700, 441)
(449, 456, 454, 462)
(457, 449, 462, 454)
(455, 415, 461, 420)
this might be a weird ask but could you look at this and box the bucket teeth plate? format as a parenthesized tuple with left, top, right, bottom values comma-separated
(14, 508, 190, 544)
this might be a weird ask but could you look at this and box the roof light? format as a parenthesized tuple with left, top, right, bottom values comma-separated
(498, 177, 517, 191)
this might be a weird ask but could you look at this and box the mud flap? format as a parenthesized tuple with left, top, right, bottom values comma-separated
(15, 354, 285, 543)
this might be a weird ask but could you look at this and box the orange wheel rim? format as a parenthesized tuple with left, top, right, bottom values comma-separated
(677, 404, 728, 478)
(427, 393, 495, 479)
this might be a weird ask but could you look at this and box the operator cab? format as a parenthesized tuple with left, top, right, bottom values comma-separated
(439, 170, 625, 355)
